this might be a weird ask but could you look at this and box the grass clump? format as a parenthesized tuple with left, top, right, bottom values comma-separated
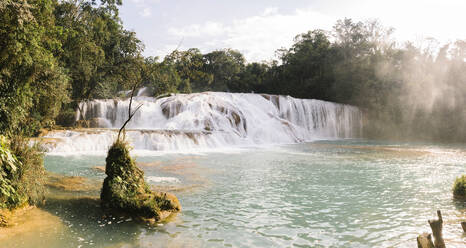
(100, 140, 180, 221)
(453, 175, 466, 200)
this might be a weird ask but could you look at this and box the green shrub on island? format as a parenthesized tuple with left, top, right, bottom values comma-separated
(453, 175, 466, 200)
(100, 140, 180, 221)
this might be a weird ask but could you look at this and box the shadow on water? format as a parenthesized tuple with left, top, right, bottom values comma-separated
(453, 198, 466, 211)
(1, 158, 200, 248)
(33, 169, 189, 248)
(39, 193, 193, 248)
(37, 183, 150, 248)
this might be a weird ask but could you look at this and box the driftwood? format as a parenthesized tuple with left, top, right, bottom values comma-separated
(417, 233, 435, 248)
(428, 210, 446, 248)
(418, 210, 446, 248)
(461, 221, 466, 232)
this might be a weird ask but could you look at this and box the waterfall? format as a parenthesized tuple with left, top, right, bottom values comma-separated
(44, 92, 363, 154)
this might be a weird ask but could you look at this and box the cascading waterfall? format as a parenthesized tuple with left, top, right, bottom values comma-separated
(43, 92, 363, 154)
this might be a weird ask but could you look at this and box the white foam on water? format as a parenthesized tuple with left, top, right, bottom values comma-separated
(146, 176, 181, 184)
(45, 92, 363, 154)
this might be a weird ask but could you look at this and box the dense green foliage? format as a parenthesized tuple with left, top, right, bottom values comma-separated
(453, 175, 466, 200)
(9, 136, 46, 206)
(54, 0, 143, 100)
(0, 135, 45, 209)
(101, 140, 180, 220)
(0, 0, 70, 136)
(0, 136, 23, 209)
(0, 0, 145, 134)
(0, 0, 137, 210)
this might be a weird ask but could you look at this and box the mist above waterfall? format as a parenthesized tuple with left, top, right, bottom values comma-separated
(361, 40, 466, 141)
(44, 92, 362, 154)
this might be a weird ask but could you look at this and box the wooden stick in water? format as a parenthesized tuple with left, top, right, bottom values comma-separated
(428, 210, 445, 248)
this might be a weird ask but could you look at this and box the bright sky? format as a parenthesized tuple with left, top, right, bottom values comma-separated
(120, 0, 466, 62)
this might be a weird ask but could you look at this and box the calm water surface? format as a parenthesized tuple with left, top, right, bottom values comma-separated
(3, 140, 466, 247)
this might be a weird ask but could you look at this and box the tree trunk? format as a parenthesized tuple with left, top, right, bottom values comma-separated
(461, 221, 466, 232)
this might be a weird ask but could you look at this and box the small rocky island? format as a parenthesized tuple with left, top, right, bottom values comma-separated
(100, 140, 180, 222)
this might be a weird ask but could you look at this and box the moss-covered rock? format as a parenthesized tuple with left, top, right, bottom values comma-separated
(100, 140, 180, 221)
(453, 175, 466, 200)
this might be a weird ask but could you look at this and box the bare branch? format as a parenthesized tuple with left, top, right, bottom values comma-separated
(117, 82, 142, 141)
(128, 82, 138, 118)
(175, 37, 184, 51)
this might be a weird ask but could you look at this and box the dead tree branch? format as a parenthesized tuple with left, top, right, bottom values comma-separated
(117, 82, 143, 141)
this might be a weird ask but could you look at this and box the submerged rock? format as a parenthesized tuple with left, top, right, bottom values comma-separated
(46, 173, 100, 192)
(160, 99, 183, 119)
(100, 140, 180, 221)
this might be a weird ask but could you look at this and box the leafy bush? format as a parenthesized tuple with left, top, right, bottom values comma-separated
(453, 175, 466, 199)
(0, 136, 26, 209)
(0, 136, 45, 209)
(9, 136, 46, 206)
(55, 107, 77, 127)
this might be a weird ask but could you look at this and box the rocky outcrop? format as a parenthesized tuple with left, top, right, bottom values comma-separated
(100, 140, 180, 222)
(160, 99, 183, 119)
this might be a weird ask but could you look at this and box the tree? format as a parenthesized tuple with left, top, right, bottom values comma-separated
(228, 62, 269, 93)
(164, 48, 212, 92)
(203, 49, 245, 91)
(0, 0, 70, 135)
(142, 57, 185, 96)
(272, 30, 335, 99)
(54, 0, 144, 101)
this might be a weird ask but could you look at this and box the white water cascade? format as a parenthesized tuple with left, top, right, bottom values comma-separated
(42, 92, 363, 154)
